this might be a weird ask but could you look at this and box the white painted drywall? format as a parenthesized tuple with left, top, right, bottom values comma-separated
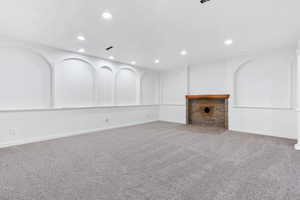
(159, 105, 186, 124)
(227, 49, 297, 139)
(0, 47, 52, 109)
(295, 45, 300, 149)
(97, 66, 114, 105)
(159, 67, 188, 124)
(141, 72, 159, 105)
(55, 58, 95, 107)
(189, 61, 228, 95)
(159, 47, 298, 139)
(0, 105, 159, 148)
(160, 67, 187, 105)
(234, 52, 292, 108)
(0, 39, 160, 148)
(116, 68, 138, 105)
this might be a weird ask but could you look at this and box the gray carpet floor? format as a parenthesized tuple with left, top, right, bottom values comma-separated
(0, 121, 300, 200)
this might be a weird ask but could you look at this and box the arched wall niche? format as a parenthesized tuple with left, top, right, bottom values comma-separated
(233, 55, 293, 109)
(233, 59, 252, 106)
(54, 57, 96, 107)
(115, 66, 139, 105)
(97, 66, 114, 105)
(140, 72, 158, 105)
(0, 46, 53, 109)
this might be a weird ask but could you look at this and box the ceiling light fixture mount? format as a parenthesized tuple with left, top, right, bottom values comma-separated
(180, 50, 187, 56)
(77, 35, 86, 41)
(155, 59, 160, 64)
(78, 48, 85, 53)
(224, 39, 233, 46)
(102, 11, 112, 20)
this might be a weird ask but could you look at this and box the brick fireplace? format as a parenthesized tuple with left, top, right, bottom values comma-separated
(186, 94, 230, 129)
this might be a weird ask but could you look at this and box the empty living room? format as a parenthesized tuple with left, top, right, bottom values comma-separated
(1, 0, 300, 199)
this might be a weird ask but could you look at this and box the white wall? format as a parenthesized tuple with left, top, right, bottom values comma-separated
(295, 44, 300, 149)
(233, 52, 292, 108)
(0, 47, 52, 109)
(228, 49, 297, 139)
(0, 106, 159, 148)
(189, 61, 228, 95)
(55, 58, 95, 107)
(159, 48, 298, 139)
(97, 66, 114, 105)
(116, 68, 138, 105)
(0, 38, 297, 148)
(161, 67, 187, 105)
(0, 39, 160, 148)
(141, 72, 159, 105)
(159, 67, 188, 123)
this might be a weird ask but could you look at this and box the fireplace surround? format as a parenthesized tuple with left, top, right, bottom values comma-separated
(186, 94, 230, 129)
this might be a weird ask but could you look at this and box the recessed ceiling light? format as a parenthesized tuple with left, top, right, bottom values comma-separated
(109, 56, 115, 60)
(224, 39, 233, 46)
(77, 35, 85, 41)
(131, 61, 136, 65)
(154, 59, 160, 64)
(78, 48, 85, 53)
(180, 50, 187, 56)
(102, 11, 112, 20)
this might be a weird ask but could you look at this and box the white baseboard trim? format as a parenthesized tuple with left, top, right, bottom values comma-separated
(229, 127, 297, 140)
(159, 120, 186, 125)
(0, 120, 158, 149)
(295, 143, 300, 150)
(230, 128, 297, 140)
(159, 119, 186, 124)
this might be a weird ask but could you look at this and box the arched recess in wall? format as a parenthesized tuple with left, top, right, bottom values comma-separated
(141, 72, 158, 105)
(0, 47, 52, 109)
(234, 55, 292, 108)
(54, 57, 96, 107)
(115, 67, 138, 105)
(97, 66, 114, 105)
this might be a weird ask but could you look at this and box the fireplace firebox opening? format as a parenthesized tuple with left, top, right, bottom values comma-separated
(204, 107, 210, 113)
(186, 94, 230, 129)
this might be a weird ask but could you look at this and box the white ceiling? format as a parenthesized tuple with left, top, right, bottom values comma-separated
(0, 0, 299, 70)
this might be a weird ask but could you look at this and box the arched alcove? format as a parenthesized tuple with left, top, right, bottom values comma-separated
(115, 67, 138, 105)
(97, 66, 114, 105)
(0, 47, 52, 109)
(54, 57, 95, 107)
(141, 72, 158, 105)
(234, 55, 292, 108)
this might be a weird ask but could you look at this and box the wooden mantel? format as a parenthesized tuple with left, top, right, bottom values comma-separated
(186, 94, 230, 100)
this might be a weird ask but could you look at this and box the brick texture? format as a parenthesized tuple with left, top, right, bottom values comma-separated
(187, 98, 228, 129)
